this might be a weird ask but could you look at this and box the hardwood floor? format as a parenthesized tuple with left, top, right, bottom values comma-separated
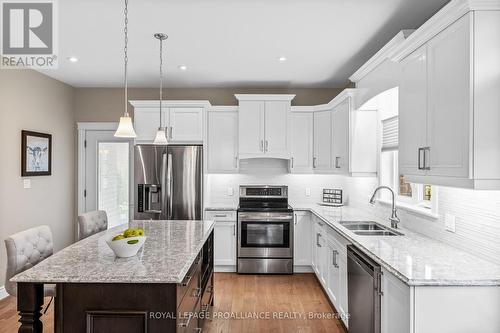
(0, 273, 345, 333)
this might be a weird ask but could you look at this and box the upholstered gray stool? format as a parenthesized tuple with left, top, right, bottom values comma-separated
(4, 225, 56, 299)
(77, 210, 108, 240)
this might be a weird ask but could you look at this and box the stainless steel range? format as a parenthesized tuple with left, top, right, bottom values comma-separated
(237, 185, 294, 274)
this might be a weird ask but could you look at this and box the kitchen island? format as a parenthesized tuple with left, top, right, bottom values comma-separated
(11, 220, 215, 333)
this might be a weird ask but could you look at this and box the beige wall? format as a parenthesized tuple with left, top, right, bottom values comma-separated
(74, 87, 343, 122)
(0, 70, 76, 286)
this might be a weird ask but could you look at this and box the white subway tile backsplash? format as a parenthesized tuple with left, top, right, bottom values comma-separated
(206, 169, 500, 265)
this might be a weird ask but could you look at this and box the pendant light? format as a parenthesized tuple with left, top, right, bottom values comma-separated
(153, 33, 168, 145)
(114, 0, 137, 138)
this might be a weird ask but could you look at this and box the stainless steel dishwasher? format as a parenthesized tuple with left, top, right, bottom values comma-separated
(347, 245, 382, 333)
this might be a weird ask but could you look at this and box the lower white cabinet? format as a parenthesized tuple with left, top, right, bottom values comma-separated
(214, 221, 237, 267)
(381, 267, 411, 333)
(205, 210, 237, 270)
(293, 211, 312, 266)
(311, 213, 349, 327)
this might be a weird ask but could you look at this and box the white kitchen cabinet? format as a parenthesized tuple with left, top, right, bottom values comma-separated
(312, 218, 327, 285)
(235, 94, 295, 159)
(426, 14, 470, 178)
(313, 110, 332, 172)
(205, 210, 237, 271)
(289, 110, 314, 173)
(134, 108, 168, 142)
(293, 211, 312, 267)
(207, 108, 238, 173)
(326, 241, 341, 306)
(214, 221, 237, 267)
(396, 10, 500, 189)
(313, 90, 377, 176)
(332, 100, 350, 174)
(130, 100, 210, 144)
(169, 107, 204, 142)
(381, 267, 411, 333)
(399, 45, 428, 177)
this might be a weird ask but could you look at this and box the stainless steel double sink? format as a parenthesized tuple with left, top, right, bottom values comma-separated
(339, 220, 403, 236)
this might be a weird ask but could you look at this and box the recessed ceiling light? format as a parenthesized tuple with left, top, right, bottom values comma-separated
(178, 65, 187, 71)
(68, 56, 78, 63)
(278, 56, 287, 62)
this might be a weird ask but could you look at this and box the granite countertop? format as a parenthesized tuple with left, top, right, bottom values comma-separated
(204, 207, 236, 211)
(293, 204, 500, 286)
(11, 220, 215, 284)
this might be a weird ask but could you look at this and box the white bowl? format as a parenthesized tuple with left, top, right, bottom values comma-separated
(105, 235, 147, 258)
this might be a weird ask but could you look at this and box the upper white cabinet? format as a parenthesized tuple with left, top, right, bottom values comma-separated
(289, 109, 314, 173)
(395, 9, 500, 189)
(332, 100, 350, 174)
(206, 107, 239, 173)
(130, 100, 209, 144)
(235, 94, 295, 159)
(313, 110, 333, 171)
(313, 90, 378, 176)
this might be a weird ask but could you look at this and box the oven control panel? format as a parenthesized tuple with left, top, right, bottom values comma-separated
(240, 185, 288, 198)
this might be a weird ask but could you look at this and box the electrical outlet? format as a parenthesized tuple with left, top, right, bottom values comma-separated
(305, 188, 311, 197)
(445, 213, 456, 233)
(227, 187, 234, 196)
(23, 179, 31, 189)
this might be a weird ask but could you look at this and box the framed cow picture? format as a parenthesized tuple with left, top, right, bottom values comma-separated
(21, 130, 52, 177)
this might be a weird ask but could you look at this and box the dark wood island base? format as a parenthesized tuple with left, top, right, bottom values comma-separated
(17, 231, 214, 333)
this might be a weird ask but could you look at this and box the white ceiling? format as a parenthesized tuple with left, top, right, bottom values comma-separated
(41, 0, 449, 88)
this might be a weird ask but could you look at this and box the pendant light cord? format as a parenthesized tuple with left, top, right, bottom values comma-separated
(159, 36, 163, 128)
(124, 0, 129, 117)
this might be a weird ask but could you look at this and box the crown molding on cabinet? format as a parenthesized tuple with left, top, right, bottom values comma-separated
(234, 94, 296, 101)
(129, 100, 212, 108)
(390, 0, 500, 62)
(314, 88, 357, 111)
(349, 30, 414, 83)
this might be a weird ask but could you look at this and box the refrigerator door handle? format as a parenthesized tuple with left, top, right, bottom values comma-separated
(167, 153, 173, 220)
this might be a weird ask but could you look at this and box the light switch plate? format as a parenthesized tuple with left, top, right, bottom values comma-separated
(305, 188, 311, 197)
(227, 187, 234, 196)
(23, 178, 31, 189)
(445, 213, 456, 233)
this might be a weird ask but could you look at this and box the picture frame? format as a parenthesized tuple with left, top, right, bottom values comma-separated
(21, 130, 52, 177)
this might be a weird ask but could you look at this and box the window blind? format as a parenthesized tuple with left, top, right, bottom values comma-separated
(382, 116, 398, 151)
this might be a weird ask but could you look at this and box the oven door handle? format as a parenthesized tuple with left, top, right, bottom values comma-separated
(238, 214, 293, 221)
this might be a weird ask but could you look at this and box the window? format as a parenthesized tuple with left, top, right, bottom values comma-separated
(379, 116, 437, 216)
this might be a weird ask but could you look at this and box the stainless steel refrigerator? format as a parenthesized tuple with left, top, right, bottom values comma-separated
(134, 145, 203, 220)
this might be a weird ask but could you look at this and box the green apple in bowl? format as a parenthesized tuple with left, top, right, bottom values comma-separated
(106, 228, 147, 258)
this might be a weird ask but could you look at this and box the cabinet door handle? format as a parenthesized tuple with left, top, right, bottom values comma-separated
(233, 225, 236, 236)
(316, 233, 322, 247)
(332, 250, 339, 268)
(418, 148, 425, 170)
(313, 157, 317, 168)
(169, 126, 173, 139)
(335, 157, 341, 169)
(291, 157, 294, 169)
(234, 156, 238, 168)
(294, 214, 297, 225)
(424, 147, 431, 170)
(260, 140, 264, 152)
(265, 140, 269, 151)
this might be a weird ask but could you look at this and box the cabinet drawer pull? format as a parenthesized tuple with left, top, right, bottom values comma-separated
(418, 148, 424, 170)
(316, 233, 322, 247)
(332, 250, 339, 268)
(214, 214, 227, 218)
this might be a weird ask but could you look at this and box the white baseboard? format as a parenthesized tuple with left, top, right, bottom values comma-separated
(0, 286, 8, 300)
(214, 265, 237, 273)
